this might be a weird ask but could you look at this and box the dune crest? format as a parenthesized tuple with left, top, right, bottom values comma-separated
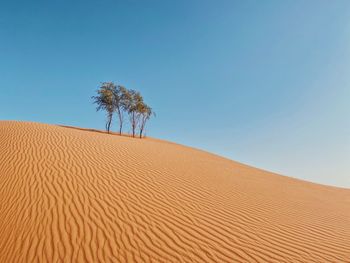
(0, 121, 349, 262)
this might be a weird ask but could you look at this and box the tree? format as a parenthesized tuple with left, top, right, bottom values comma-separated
(92, 82, 155, 138)
(92, 82, 116, 133)
(113, 85, 128, 135)
(123, 89, 144, 138)
(138, 104, 154, 138)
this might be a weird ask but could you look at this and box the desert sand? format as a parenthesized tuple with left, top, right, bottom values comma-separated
(0, 121, 349, 262)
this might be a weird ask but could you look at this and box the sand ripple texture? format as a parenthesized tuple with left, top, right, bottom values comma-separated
(0, 121, 349, 262)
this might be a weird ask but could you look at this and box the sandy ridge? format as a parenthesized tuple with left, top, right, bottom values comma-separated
(0, 121, 349, 262)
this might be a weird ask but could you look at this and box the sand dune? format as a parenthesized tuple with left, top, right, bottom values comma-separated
(0, 121, 349, 262)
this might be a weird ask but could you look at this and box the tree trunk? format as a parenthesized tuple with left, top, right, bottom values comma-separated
(132, 112, 135, 137)
(139, 117, 146, 139)
(106, 121, 110, 133)
(106, 114, 112, 133)
(117, 108, 123, 135)
(139, 121, 145, 138)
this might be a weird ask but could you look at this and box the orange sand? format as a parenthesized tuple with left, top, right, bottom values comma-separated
(0, 121, 349, 262)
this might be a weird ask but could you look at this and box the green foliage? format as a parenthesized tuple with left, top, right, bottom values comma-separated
(92, 82, 116, 133)
(138, 103, 154, 138)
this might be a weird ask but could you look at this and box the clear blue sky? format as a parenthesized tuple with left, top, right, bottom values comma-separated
(1, 0, 349, 188)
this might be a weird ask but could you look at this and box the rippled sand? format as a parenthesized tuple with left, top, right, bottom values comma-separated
(0, 121, 349, 262)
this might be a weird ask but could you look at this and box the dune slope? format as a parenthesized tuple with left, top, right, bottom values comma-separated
(0, 121, 349, 262)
